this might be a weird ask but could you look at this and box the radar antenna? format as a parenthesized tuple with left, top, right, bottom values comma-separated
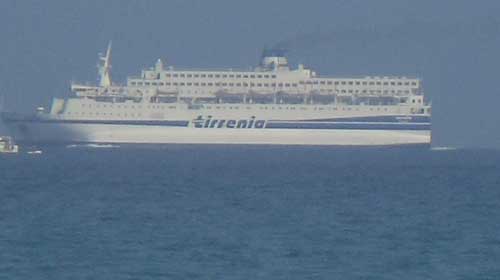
(98, 41, 112, 87)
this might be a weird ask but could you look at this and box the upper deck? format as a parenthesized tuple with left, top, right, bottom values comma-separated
(70, 44, 425, 108)
(127, 49, 421, 98)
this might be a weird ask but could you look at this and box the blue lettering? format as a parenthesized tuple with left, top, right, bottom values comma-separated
(248, 116, 255, 128)
(226, 120, 236, 128)
(209, 119, 218, 128)
(217, 119, 226, 128)
(236, 120, 248, 128)
(204, 115, 212, 128)
(193, 115, 204, 128)
(192, 116, 266, 129)
(254, 120, 266, 128)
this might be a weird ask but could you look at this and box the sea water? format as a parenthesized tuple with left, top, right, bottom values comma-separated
(1, 145, 499, 279)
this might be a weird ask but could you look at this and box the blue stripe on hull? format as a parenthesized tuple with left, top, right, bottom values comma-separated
(297, 115, 431, 123)
(2, 113, 430, 131)
(3, 118, 189, 127)
(265, 122, 430, 130)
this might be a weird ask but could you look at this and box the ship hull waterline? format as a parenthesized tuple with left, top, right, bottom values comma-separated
(3, 121, 430, 146)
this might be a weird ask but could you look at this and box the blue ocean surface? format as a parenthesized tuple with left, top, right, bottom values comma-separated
(1, 145, 499, 279)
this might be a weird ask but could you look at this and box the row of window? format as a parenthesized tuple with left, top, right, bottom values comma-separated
(80, 104, 177, 109)
(159, 73, 418, 87)
(175, 88, 414, 95)
(65, 106, 391, 116)
(309, 80, 417, 86)
(133, 81, 298, 87)
(164, 73, 277, 79)
(201, 106, 390, 112)
(80, 104, 138, 109)
(70, 104, 395, 114)
(176, 90, 413, 96)
(66, 112, 142, 117)
(131, 81, 418, 88)
(339, 89, 411, 94)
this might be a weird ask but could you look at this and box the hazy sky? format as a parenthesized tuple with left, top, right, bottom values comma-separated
(1, 0, 499, 148)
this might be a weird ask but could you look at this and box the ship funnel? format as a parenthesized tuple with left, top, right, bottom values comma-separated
(260, 48, 289, 71)
(98, 41, 112, 87)
(155, 58, 164, 72)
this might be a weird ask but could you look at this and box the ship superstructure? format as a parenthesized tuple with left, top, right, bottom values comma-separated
(1, 43, 431, 145)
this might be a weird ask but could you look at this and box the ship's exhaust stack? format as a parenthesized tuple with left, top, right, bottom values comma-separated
(260, 48, 289, 71)
(98, 41, 112, 87)
(155, 58, 164, 72)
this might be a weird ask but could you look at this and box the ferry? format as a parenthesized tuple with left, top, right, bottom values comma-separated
(1, 43, 431, 146)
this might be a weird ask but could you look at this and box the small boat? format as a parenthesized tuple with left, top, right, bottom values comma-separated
(27, 150, 43, 154)
(0, 136, 19, 153)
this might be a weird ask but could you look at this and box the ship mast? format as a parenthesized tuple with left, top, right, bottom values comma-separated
(98, 41, 112, 87)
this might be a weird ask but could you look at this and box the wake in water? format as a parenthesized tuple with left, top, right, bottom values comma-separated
(431, 146, 458, 151)
(66, 144, 120, 149)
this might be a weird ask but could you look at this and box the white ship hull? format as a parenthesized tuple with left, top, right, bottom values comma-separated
(4, 121, 430, 146)
(1, 44, 433, 147)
